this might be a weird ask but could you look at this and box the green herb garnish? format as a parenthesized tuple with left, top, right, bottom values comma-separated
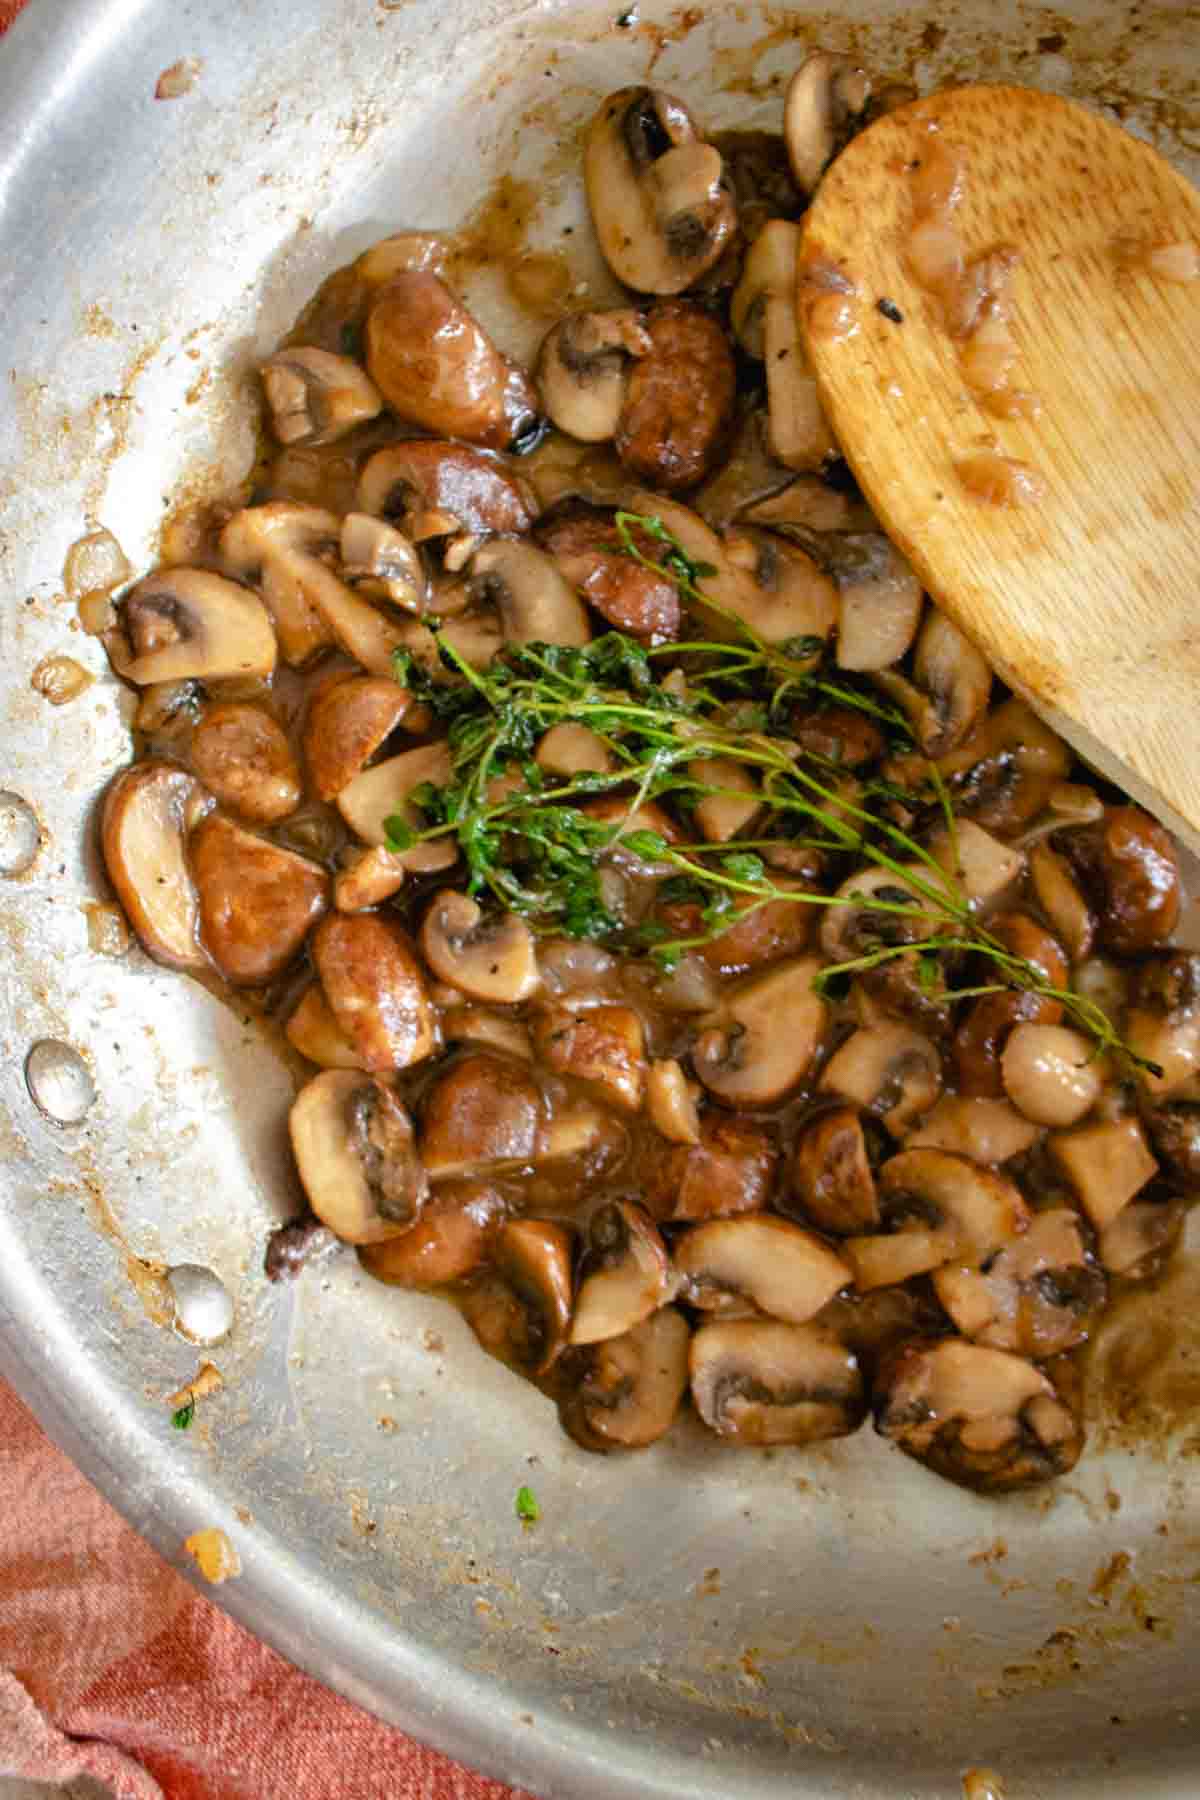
(515, 1484, 540, 1524)
(172, 1399, 195, 1431)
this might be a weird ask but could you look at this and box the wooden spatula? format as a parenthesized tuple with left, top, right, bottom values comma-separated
(799, 84, 1200, 853)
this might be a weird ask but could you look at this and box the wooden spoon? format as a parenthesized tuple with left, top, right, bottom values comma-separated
(799, 84, 1200, 852)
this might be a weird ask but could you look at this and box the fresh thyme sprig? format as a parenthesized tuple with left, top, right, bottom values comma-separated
(383, 515, 1156, 1074)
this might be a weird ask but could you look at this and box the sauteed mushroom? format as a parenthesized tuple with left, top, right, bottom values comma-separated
(536, 309, 652, 441)
(359, 1180, 506, 1287)
(692, 957, 828, 1106)
(560, 1306, 691, 1450)
(420, 891, 539, 1006)
(302, 674, 413, 803)
(285, 984, 364, 1071)
(1057, 806, 1181, 955)
(339, 513, 428, 613)
(420, 1052, 542, 1179)
(731, 221, 836, 472)
(933, 1208, 1105, 1357)
(289, 1070, 427, 1245)
(190, 703, 301, 824)
(640, 1113, 777, 1221)
(259, 346, 382, 446)
(102, 761, 213, 971)
(192, 815, 328, 986)
(845, 1148, 1029, 1291)
(790, 1106, 880, 1233)
(571, 1201, 673, 1345)
(467, 537, 591, 646)
(784, 50, 872, 195)
(819, 1023, 943, 1138)
(690, 1319, 865, 1445)
(357, 440, 536, 541)
(107, 568, 277, 686)
(536, 509, 681, 643)
(312, 913, 436, 1073)
(614, 300, 736, 491)
(674, 1216, 849, 1323)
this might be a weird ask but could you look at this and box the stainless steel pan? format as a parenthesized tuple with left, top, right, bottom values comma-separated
(2, 2, 1199, 1794)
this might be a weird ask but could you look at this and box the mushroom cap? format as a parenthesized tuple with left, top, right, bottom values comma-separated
(570, 1201, 673, 1346)
(560, 1306, 691, 1451)
(640, 1111, 777, 1222)
(191, 814, 328, 987)
(109, 568, 277, 686)
(419, 890, 540, 1006)
(614, 299, 737, 494)
(1058, 805, 1181, 956)
(420, 1051, 542, 1180)
(468, 537, 591, 647)
(493, 1218, 575, 1374)
(311, 913, 436, 1073)
(1001, 1023, 1104, 1128)
(674, 1215, 850, 1324)
(584, 87, 737, 295)
(692, 955, 828, 1107)
(819, 1022, 943, 1139)
(689, 1319, 865, 1446)
(536, 309, 653, 443)
(289, 1070, 427, 1246)
(101, 761, 212, 971)
(357, 440, 536, 539)
(259, 346, 382, 447)
(359, 1180, 505, 1287)
(190, 702, 301, 825)
(790, 1105, 880, 1234)
(533, 1004, 647, 1112)
(302, 674, 414, 803)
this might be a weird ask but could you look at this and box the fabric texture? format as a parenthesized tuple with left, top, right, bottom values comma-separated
(0, 3, 524, 1793)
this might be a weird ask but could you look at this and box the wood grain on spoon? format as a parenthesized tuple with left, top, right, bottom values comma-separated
(799, 84, 1200, 851)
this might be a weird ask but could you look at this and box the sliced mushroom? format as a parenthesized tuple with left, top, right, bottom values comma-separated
(819, 1023, 943, 1138)
(390, 610, 504, 686)
(559, 1306, 691, 1451)
(693, 878, 816, 975)
(533, 1004, 647, 1112)
(1001, 1023, 1104, 1127)
(845, 1148, 1030, 1291)
(106, 568, 277, 686)
(937, 697, 1072, 835)
(536, 309, 653, 441)
(1048, 1114, 1159, 1230)
(829, 534, 923, 672)
(442, 1007, 533, 1062)
(646, 1058, 701, 1144)
(641, 1111, 777, 1221)
(535, 721, 615, 778)
(873, 1338, 1084, 1492)
(192, 814, 327, 986)
(311, 913, 436, 1073)
(364, 272, 540, 450)
(614, 299, 736, 491)
(788, 702, 885, 769)
(420, 1051, 542, 1179)
(1029, 842, 1096, 965)
(584, 87, 737, 295)
(302, 674, 413, 803)
(220, 502, 404, 676)
(790, 1105, 880, 1233)
(334, 846, 409, 913)
(571, 1201, 673, 1345)
(467, 537, 591, 646)
(536, 508, 681, 643)
(359, 1180, 506, 1287)
(675, 1216, 849, 1324)
(335, 741, 458, 874)
(1097, 1194, 1185, 1279)
(906, 1096, 1039, 1164)
(690, 1319, 865, 1446)
(954, 990, 1063, 1099)
(285, 983, 364, 1070)
(933, 1209, 1106, 1357)
(493, 1219, 574, 1374)
(690, 756, 763, 844)
(190, 703, 301, 824)
(1142, 1099, 1200, 1184)
(339, 513, 428, 614)
(101, 761, 212, 971)
(419, 891, 539, 1005)
(926, 818, 1025, 907)
(289, 1070, 427, 1245)
(692, 956, 828, 1107)
(533, 1101, 626, 1168)
(784, 50, 871, 196)
(259, 346, 383, 446)
(722, 526, 838, 645)
(730, 221, 835, 471)
(356, 441, 536, 541)
(1123, 952, 1200, 1101)
(1056, 806, 1181, 956)
(873, 609, 991, 759)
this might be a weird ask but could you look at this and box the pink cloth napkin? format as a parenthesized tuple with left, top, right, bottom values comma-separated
(0, 3, 526, 1792)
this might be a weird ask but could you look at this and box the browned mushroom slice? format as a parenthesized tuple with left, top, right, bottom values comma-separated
(788, 702, 885, 769)
(933, 1209, 1106, 1358)
(419, 891, 539, 1006)
(1056, 806, 1181, 956)
(364, 273, 540, 450)
(311, 913, 436, 1073)
(420, 1052, 542, 1179)
(830, 534, 923, 672)
(534, 721, 615, 779)
(614, 300, 736, 492)
(191, 814, 327, 986)
(560, 1306, 691, 1451)
(640, 1112, 777, 1221)
(571, 1201, 673, 1345)
(584, 87, 737, 295)
(190, 703, 301, 824)
(845, 1148, 1030, 1291)
(1097, 1195, 1185, 1280)
(536, 309, 652, 442)
(1029, 841, 1096, 965)
(289, 1070, 427, 1245)
(106, 568, 277, 686)
(784, 50, 871, 196)
(819, 1023, 942, 1138)
(1125, 951, 1200, 1101)
(689, 756, 763, 845)
(359, 1180, 506, 1287)
(259, 346, 383, 446)
(872, 609, 992, 759)
(335, 742, 457, 875)
(906, 1096, 1039, 1164)
(467, 537, 591, 647)
(442, 1007, 533, 1062)
(533, 1004, 647, 1112)
(488, 1219, 575, 1375)
(333, 846, 409, 914)
(645, 1058, 701, 1144)
(536, 509, 682, 644)
(730, 221, 835, 473)
(690, 1319, 865, 1446)
(1143, 1098, 1200, 1183)
(790, 1106, 880, 1234)
(339, 513, 428, 614)
(1048, 1115, 1158, 1230)
(101, 761, 213, 971)
(1000, 1023, 1105, 1127)
(692, 956, 827, 1108)
(357, 441, 536, 540)
(285, 984, 364, 1070)
(674, 1216, 849, 1324)
(873, 1338, 1084, 1492)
